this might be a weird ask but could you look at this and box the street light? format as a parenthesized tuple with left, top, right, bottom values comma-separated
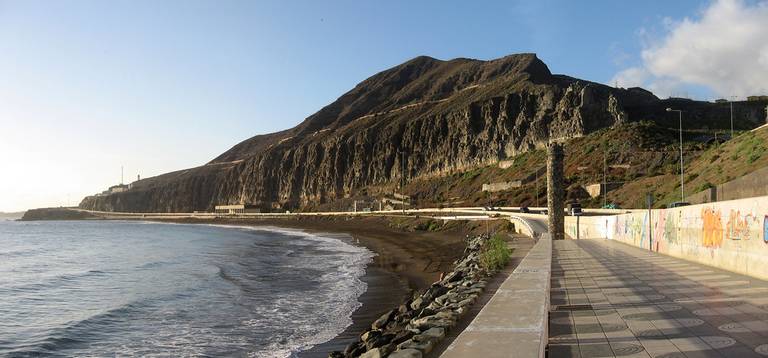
(397, 150, 407, 214)
(666, 108, 685, 202)
(729, 96, 736, 138)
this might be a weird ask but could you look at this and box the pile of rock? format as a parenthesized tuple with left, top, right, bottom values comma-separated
(330, 235, 493, 358)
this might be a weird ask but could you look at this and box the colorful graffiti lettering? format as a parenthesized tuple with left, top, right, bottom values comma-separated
(701, 207, 724, 248)
(726, 210, 756, 241)
(665, 211, 678, 244)
(764, 216, 768, 243)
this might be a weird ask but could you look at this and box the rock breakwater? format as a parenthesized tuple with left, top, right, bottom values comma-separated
(330, 234, 497, 358)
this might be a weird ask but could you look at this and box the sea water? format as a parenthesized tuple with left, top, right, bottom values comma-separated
(0, 220, 373, 357)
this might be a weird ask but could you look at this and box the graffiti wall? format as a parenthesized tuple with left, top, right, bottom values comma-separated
(564, 196, 768, 280)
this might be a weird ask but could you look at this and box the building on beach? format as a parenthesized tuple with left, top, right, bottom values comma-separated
(214, 204, 261, 214)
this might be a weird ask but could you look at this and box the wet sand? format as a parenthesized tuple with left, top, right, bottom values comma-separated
(166, 216, 471, 356)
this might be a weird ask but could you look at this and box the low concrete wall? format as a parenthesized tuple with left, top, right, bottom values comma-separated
(688, 165, 768, 204)
(565, 196, 768, 280)
(718, 166, 768, 201)
(441, 235, 552, 358)
(688, 187, 717, 205)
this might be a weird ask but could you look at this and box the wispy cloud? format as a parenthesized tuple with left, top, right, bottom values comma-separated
(612, 0, 768, 99)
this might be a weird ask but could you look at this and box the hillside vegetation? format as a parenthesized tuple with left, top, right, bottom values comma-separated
(376, 121, 768, 210)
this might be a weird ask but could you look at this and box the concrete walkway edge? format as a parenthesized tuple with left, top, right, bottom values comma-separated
(441, 234, 552, 358)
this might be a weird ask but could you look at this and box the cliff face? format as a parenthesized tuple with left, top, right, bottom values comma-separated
(79, 54, 768, 212)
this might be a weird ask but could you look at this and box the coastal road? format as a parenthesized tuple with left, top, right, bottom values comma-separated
(550, 238, 768, 358)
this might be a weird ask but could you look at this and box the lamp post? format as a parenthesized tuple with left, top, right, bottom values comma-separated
(666, 108, 685, 202)
(729, 96, 736, 138)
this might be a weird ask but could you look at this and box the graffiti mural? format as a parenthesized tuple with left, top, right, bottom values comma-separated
(764, 216, 768, 243)
(665, 211, 679, 244)
(702, 207, 724, 248)
(725, 210, 758, 241)
(563, 196, 768, 281)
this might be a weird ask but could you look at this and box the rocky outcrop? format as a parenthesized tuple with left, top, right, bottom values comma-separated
(78, 54, 768, 213)
(21, 208, 96, 221)
(330, 235, 493, 358)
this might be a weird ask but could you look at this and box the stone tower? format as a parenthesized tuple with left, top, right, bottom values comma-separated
(547, 142, 565, 240)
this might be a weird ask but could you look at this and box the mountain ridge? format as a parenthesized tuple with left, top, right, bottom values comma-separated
(79, 53, 768, 213)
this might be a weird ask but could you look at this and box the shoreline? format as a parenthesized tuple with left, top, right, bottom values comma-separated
(164, 216, 475, 357)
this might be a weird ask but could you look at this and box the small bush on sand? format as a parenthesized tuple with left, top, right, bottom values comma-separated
(480, 234, 512, 272)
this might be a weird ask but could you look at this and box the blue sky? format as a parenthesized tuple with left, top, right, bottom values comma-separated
(1, 0, 763, 212)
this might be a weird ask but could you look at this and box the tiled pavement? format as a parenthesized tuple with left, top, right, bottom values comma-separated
(549, 239, 768, 358)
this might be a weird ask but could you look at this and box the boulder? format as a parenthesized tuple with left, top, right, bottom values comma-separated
(409, 297, 424, 311)
(390, 330, 415, 346)
(454, 306, 468, 317)
(361, 330, 381, 342)
(389, 349, 423, 358)
(420, 327, 446, 340)
(372, 310, 395, 330)
(434, 310, 457, 320)
(343, 342, 366, 357)
(360, 348, 384, 358)
(398, 338, 435, 354)
(408, 315, 456, 331)
(365, 333, 394, 350)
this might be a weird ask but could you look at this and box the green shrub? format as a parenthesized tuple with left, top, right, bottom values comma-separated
(415, 220, 442, 232)
(479, 234, 512, 273)
(748, 152, 761, 164)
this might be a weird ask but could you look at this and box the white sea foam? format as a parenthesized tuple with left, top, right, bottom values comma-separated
(200, 223, 375, 357)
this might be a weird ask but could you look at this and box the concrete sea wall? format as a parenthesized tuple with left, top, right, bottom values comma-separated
(565, 196, 768, 280)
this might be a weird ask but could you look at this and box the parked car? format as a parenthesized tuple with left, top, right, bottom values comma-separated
(567, 202, 583, 216)
(519, 206, 530, 213)
(669, 202, 690, 208)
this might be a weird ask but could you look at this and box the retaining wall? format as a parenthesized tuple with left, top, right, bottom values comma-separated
(688, 165, 768, 204)
(565, 196, 768, 280)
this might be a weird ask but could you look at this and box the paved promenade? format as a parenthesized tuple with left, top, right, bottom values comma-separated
(550, 239, 768, 358)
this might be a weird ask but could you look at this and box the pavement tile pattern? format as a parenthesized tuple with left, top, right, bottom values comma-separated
(549, 239, 768, 358)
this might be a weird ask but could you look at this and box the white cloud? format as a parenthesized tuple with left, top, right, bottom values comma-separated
(613, 0, 768, 99)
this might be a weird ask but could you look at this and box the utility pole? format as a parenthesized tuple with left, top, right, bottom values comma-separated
(398, 150, 406, 214)
(121, 165, 124, 185)
(730, 96, 736, 138)
(603, 149, 608, 208)
(667, 108, 685, 202)
(535, 169, 539, 207)
(486, 191, 490, 237)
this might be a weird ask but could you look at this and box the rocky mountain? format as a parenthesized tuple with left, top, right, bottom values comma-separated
(79, 54, 768, 212)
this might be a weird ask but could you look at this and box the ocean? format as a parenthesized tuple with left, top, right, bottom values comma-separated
(0, 220, 374, 357)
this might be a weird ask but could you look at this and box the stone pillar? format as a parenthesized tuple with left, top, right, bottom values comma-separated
(547, 142, 565, 240)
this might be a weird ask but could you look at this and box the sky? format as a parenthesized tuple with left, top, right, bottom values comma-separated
(1, 0, 766, 212)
